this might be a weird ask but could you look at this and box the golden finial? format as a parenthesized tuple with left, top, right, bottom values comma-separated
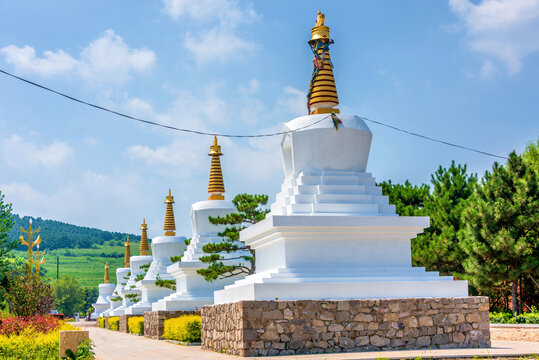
(307, 10, 339, 115)
(208, 136, 225, 200)
(124, 236, 131, 268)
(139, 218, 150, 255)
(104, 262, 110, 283)
(19, 218, 42, 273)
(164, 189, 176, 236)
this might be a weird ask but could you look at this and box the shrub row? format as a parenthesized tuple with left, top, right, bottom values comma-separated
(108, 316, 119, 331)
(0, 322, 78, 360)
(163, 315, 201, 343)
(128, 316, 144, 335)
(97, 317, 105, 328)
(490, 310, 539, 324)
(0, 315, 60, 335)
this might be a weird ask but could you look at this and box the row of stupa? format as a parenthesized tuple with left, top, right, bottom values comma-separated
(93, 11, 468, 319)
(92, 137, 248, 318)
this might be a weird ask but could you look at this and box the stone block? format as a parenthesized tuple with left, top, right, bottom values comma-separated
(59, 330, 89, 358)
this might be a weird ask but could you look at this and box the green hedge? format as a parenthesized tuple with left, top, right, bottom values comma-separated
(97, 317, 105, 328)
(162, 315, 201, 343)
(490, 309, 539, 324)
(128, 316, 144, 335)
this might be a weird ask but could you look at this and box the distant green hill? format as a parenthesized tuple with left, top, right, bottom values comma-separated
(9, 214, 146, 288)
(10, 214, 141, 250)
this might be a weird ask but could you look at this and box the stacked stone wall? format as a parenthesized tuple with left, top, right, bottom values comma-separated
(201, 297, 490, 357)
(143, 310, 200, 339)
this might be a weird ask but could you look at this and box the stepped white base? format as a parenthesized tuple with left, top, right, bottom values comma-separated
(92, 283, 115, 318)
(152, 261, 242, 311)
(214, 215, 468, 304)
(124, 280, 174, 315)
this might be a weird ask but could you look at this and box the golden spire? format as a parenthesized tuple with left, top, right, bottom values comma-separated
(208, 136, 225, 200)
(164, 189, 176, 236)
(104, 262, 110, 283)
(139, 218, 150, 255)
(124, 236, 131, 268)
(307, 10, 339, 115)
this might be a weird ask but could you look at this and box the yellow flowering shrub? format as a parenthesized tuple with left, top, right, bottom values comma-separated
(108, 316, 120, 331)
(0, 322, 78, 360)
(128, 316, 144, 335)
(162, 315, 201, 343)
(97, 317, 105, 328)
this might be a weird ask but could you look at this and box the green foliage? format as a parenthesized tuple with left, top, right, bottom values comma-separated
(128, 316, 144, 335)
(61, 338, 95, 360)
(184, 238, 191, 246)
(124, 293, 140, 303)
(108, 316, 119, 331)
(5, 271, 54, 316)
(97, 317, 105, 328)
(490, 307, 539, 324)
(170, 255, 183, 263)
(413, 162, 477, 274)
(54, 275, 86, 317)
(82, 287, 98, 314)
(9, 214, 140, 251)
(110, 296, 122, 302)
(379, 180, 429, 216)
(0, 191, 16, 277)
(154, 276, 176, 291)
(459, 150, 538, 314)
(198, 194, 269, 281)
(163, 315, 201, 343)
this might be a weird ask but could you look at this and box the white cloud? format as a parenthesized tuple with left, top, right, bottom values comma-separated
(163, 0, 259, 64)
(277, 86, 307, 117)
(2, 135, 74, 168)
(449, 0, 539, 75)
(0, 29, 156, 85)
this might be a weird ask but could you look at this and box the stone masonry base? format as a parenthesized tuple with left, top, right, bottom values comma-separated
(201, 297, 490, 357)
(144, 310, 199, 339)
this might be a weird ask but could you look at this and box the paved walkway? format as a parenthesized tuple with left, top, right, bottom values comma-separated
(74, 321, 539, 360)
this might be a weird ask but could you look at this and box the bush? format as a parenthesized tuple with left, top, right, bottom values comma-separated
(490, 308, 539, 324)
(5, 272, 54, 316)
(128, 316, 144, 335)
(108, 316, 119, 331)
(162, 315, 201, 343)
(0, 322, 78, 360)
(97, 317, 105, 328)
(0, 315, 60, 335)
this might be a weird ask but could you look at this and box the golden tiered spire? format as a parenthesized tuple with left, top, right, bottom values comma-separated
(124, 236, 131, 268)
(307, 10, 339, 115)
(164, 189, 176, 236)
(104, 262, 110, 283)
(139, 219, 150, 255)
(208, 136, 225, 200)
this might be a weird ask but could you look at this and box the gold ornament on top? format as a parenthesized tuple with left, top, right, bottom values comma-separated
(208, 136, 225, 200)
(19, 219, 46, 274)
(308, 10, 340, 115)
(164, 189, 176, 236)
(139, 218, 150, 256)
(124, 236, 131, 268)
(104, 262, 110, 283)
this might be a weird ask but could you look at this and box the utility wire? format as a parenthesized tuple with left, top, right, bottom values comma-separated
(0, 68, 508, 159)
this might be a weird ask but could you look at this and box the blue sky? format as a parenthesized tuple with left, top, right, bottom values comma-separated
(0, 0, 538, 238)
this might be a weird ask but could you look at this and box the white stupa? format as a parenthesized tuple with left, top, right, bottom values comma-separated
(111, 221, 153, 316)
(153, 137, 249, 311)
(92, 263, 115, 319)
(214, 14, 468, 304)
(125, 190, 187, 315)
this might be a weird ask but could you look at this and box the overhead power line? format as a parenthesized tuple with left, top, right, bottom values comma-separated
(0, 68, 508, 159)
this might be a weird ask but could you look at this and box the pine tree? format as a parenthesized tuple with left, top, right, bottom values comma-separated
(197, 194, 269, 281)
(0, 191, 16, 275)
(412, 162, 477, 274)
(379, 180, 429, 216)
(459, 150, 539, 314)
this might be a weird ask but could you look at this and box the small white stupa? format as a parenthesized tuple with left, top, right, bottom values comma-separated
(92, 263, 115, 319)
(214, 12, 468, 304)
(125, 190, 187, 315)
(103, 237, 131, 317)
(153, 137, 248, 311)
(111, 220, 153, 316)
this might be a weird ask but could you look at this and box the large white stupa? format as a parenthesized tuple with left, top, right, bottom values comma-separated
(153, 137, 249, 311)
(214, 13, 468, 304)
(125, 190, 187, 315)
(111, 220, 153, 316)
(92, 263, 115, 319)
